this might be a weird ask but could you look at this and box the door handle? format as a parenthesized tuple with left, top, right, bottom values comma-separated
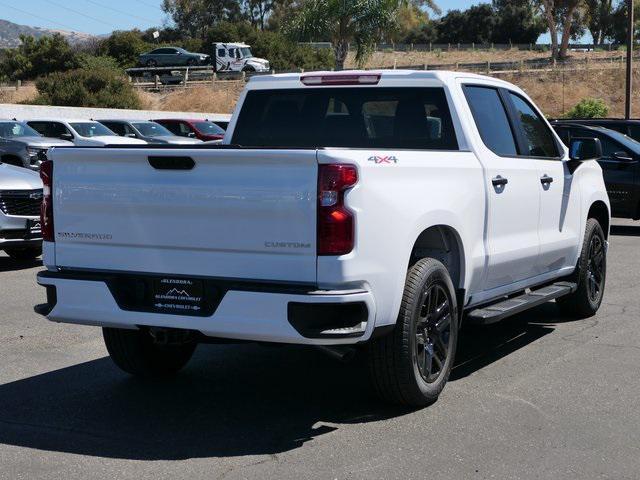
(492, 175, 508, 187)
(540, 175, 554, 185)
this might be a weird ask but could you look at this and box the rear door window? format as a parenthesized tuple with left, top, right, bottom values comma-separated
(103, 122, 125, 136)
(232, 87, 458, 149)
(160, 122, 181, 135)
(28, 121, 71, 138)
(463, 86, 517, 156)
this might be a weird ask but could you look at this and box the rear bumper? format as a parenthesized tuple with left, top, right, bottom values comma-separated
(36, 271, 377, 345)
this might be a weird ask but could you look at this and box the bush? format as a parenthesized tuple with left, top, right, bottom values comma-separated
(565, 98, 609, 119)
(77, 54, 121, 72)
(0, 34, 79, 80)
(98, 30, 152, 69)
(29, 67, 141, 109)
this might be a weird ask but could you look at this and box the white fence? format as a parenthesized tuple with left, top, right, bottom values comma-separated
(0, 103, 231, 123)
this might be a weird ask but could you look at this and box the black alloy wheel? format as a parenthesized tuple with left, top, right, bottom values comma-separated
(414, 284, 452, 384)
(586, 234, 605, 303)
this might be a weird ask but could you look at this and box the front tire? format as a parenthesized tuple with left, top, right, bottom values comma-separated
(103, 327, 196, 377)
(557, 218, 607, 318)
(368, 258, 458, 407)
(4, 246, 42, 261)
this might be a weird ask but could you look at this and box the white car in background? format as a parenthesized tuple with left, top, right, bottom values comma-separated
(25, 120, 147, 147)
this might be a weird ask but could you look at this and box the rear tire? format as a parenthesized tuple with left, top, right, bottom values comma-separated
(557, 218, 607, 318)
(103, 327, 196, 377)
(146, 59, 158, 67)
(4, 246, 42, 261)
(368, 258, 458, 407)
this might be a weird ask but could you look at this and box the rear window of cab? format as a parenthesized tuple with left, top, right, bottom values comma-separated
(232, 87, 458, 150)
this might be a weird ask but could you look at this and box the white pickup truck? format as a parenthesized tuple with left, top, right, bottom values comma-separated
(36, 71, 610, 407)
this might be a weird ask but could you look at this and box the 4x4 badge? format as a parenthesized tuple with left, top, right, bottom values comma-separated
(368, 155, 398, 164)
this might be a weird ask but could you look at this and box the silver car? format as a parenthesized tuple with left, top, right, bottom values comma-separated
(97, 120, 204, 145)
(0, 161, 42, 260)
(0, 120, 74, 171)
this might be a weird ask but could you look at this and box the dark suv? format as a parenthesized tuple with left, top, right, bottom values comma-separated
(553, 122, 640, 219)
(551, 118, 640, 143)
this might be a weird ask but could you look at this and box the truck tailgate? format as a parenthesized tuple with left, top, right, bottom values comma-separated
(50, 148, 318, 283)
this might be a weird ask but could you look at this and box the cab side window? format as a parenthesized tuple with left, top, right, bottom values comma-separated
(464, 85, 518, 156)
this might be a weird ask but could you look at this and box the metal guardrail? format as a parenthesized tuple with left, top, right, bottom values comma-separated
(125, 65, 296, 89)
(126, 54, 638, 90)
(359, 43, 623, 52)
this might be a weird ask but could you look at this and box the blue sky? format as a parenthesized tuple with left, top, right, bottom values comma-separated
(0, 0, 482, 35)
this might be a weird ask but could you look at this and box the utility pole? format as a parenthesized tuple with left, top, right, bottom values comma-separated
(626, 0, 634, 119)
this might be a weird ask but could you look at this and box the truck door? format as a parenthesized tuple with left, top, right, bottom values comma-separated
(505, 91, 581, 275)
(215, 46, 229, 72)
(463, 85, 541, 291)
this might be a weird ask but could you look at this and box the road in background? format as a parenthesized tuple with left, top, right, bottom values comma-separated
(1, 220, 639, 479)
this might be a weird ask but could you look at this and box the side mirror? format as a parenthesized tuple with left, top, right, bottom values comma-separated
(612, 151, 635, 162)
(187, 132, 196, 138)
(569, 137, 602, 162)
(125, 133, 137, 138)
(60, 133, 73, 141)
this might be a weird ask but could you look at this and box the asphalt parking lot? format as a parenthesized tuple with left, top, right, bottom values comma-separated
(1, 219, 639, 480)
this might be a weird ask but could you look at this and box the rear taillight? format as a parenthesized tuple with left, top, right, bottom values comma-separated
(317, 164, 358, 256)
(40, 160, 54, 242)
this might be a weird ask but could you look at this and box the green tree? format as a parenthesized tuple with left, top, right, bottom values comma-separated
(162, 0, 243, 39)
(584, 0, 614, 45)
(610, 1, 640, 45)
(99, 30, 152, 69)
(437, 4, 496, 43)
(538, 0, 585, 60)
(390, 3, 429, 43)
(0, 34, 78, 81)
(287, 0, 435, 70)
(492, 0, 546, 44)
(244, 0, 275, 30)
(29, 67, 141, 109)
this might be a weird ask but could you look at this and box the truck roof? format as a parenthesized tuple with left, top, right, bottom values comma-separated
(214, 42, 250, 48)
(246, 69, 519, 91)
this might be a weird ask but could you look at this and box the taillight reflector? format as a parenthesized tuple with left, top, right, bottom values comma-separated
(317, 164, 358, 256)
(40, 160, 54, 242)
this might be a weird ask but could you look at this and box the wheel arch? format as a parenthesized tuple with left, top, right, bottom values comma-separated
(408, 225, 466, 290)
(587, 200, 610, 239)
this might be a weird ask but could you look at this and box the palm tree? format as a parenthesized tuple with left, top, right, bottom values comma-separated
(288, 0, 440, 71)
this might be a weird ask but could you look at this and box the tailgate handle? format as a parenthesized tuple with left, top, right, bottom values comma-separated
(148, 156, 195, 170)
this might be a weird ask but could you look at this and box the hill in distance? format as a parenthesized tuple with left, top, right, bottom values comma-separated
(0, 18, 94, 48)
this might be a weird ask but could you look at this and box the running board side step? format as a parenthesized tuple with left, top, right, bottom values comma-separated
(467, 281, 577, 325)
